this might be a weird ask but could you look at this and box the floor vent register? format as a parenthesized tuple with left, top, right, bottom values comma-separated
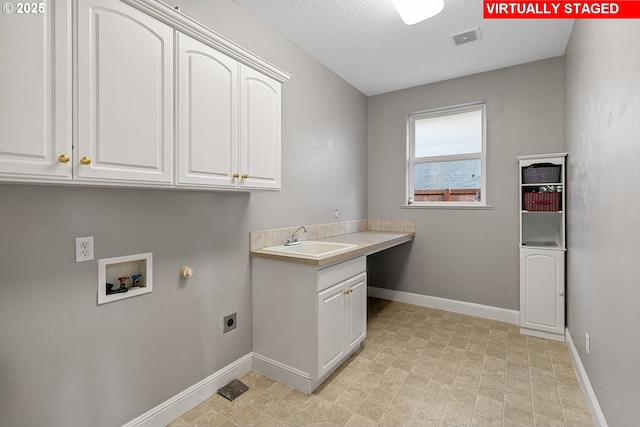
(217, 379, 249, 401)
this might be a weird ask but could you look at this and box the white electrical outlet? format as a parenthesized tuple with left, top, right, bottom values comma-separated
(585, 333, 590, 354)
(334, 209, 339, 219)
(75, 236, 94, 262)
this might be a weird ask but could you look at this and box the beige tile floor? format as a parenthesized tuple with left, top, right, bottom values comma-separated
(168, 297, 594, 427)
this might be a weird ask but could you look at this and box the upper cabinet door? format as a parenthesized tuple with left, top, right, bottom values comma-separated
(176, 33, 238, 188)
(239, 66, 281, 190)
(0, 0, 71, 181)
(75, 0, 173, 184)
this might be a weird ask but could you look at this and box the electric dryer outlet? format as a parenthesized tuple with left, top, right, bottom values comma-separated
(223, 313, 237, 333)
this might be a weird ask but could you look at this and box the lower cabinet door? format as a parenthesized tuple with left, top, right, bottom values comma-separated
(317, 272, 367, 379)
(347, 273, 367, 352)
(520, 248, 565, 335)
(317, 281, 346, 378)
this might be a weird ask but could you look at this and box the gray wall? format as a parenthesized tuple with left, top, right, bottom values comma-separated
(0, 1, 368, 426)
(564, 21, 640, 426)
(367, 58, 565, 310)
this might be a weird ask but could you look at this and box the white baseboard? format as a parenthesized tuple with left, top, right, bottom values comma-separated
(252, 352, 312, 395)
(520, 326, 565, 342)
(565, 328, 608, 427)
(123, 353, 252, 427)
(368, 286, 520, 324)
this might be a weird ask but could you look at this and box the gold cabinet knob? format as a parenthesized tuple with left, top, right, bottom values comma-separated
(80, 156, 91, 165)
(232, 173, 239, 178)
(57, 154, 70, 163)
(241, 174, 248, 179)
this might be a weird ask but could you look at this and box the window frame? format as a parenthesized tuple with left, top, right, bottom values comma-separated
(406, 102, 487, 208)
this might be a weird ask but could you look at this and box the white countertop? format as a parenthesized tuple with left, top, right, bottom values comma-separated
(250, 230, 415, 267)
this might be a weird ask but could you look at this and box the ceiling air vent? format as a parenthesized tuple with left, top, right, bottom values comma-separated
(450, 27, 481, 46)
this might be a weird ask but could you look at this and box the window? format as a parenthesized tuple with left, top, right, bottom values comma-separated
(407, 103, 486, 207)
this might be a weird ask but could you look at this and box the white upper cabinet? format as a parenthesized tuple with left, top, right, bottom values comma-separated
(75, 0, 174, 184)
(177, 35, 282, 190)
(239, 66, 282, 190)
(0, 0, 71, 181)
(176, 33, 238, 188)
(0, 0, 289, 190)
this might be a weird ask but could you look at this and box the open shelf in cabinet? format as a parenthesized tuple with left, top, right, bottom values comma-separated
(521, 211, 564, 249)
(518, 155, 566, 250)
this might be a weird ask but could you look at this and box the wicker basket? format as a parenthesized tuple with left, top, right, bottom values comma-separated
(524, 192, 559, 211)
(523, 163, 561, 184)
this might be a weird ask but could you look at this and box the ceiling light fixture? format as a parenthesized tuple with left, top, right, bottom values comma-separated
(391, 0, 445, 25)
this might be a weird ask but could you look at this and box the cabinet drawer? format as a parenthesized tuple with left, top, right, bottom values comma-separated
(317, 256, 366, 292)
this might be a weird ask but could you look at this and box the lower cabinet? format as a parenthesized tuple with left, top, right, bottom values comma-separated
(519, 247, 565, 341)
(318, 271, 366, 379)
(252, 256, 367, 394)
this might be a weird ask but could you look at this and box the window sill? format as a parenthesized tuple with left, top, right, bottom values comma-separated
(401, 204, 493, 210)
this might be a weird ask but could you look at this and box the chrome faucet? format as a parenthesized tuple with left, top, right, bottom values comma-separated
(285, 225, 307, 246)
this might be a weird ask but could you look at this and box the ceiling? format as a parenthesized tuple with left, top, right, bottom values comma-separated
(232, 0, 574, 96)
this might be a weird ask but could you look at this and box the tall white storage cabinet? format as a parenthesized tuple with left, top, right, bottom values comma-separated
(518, 153, 567, 342)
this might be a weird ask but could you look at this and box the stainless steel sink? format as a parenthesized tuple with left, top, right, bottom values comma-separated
(263, 241, 357, 257)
